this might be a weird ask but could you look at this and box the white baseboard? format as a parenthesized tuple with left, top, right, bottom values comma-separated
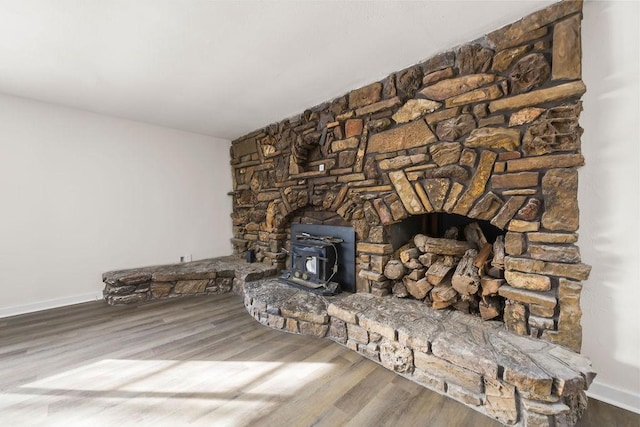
(0, 291, 104, 319)
(588, 380, 640, 414)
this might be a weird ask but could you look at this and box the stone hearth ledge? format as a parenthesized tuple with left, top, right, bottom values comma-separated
(102, 256, 277, 304)
(243, 279, 595, 427)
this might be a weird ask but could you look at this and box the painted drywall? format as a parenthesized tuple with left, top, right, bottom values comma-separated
(0, 94, 233, 315)
(580, 0, 640, 413)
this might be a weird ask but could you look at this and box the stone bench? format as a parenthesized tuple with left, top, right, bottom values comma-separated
(102, 256, 277, 305)
(242, 279, 595, 427)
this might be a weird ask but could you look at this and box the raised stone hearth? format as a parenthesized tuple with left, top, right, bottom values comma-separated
(102, 256, 277, 304)
(243, 278, 595, 427)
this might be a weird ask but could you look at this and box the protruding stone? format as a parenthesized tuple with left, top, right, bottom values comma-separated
(419, 74, 497, 101)
(422, 67, 455, 86)
(465, 127, 521, 151)
(527, 232, 578, 244)
(517, 198, 542, 220)
(553, 14, 582, 80)
(367, 119, 437, 154)
(392, 99, 442, 124)
(542, 169, 579, 231)
(456, 44, 493, 74)
(445, 85, 503, 108)
(505, 256, 591, 281)
(499, 285, 556, 309)
(345, 119, 364, 138)
(523, 102, 583, 156)
(489, 81, 586, 113)
(395, 65, 424, 98)
(507, 219, 540, 232)
(492, 45, 532, 73)
(507, 153, 585, 172)
(459, 148, 477, 168)
(509, 107, 545, 127)
(529, 244, 581, 263)
(509, 54, 550, 94)
(424, 165, 469, 182)
(389, 171, 426, 215)
(491, 172, 538, 189)
(356, 96, 402, 117)
(349, 82, 382, 109)
(453, 150, 498, 215)
(468, 192, 503, 221)
(504, 299, 528, 335)
(505, 232, 526, 256)
(380, 339, 413, 373)
(435, 114, 476, 141)
(429, 142, 463, 166)
(422, 178, 451, 211)
(422, 51, 455, 74)
(505, 270, 551, 291)
(174, 280, 208, 294)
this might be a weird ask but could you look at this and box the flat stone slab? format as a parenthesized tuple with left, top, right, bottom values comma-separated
(103, 256, 276, 284)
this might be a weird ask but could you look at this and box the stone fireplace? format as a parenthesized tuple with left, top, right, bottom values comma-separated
(230, 0, 590, 354)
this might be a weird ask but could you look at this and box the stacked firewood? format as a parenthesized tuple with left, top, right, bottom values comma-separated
(384, 223, 506, 320)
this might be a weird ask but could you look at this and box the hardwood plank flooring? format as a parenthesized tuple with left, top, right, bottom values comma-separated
(0, 294, 637, 426)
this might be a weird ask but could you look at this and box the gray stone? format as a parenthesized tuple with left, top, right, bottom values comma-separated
(380, 339, 414, 373)
(280, 291, 329, 324)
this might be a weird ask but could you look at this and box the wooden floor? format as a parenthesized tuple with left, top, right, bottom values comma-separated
(0, 294, 637, 426)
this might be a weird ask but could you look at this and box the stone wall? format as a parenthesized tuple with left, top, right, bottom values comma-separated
(230, 0, 590, 351)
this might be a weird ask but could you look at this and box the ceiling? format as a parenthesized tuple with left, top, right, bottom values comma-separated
(0, 0, 557, 140)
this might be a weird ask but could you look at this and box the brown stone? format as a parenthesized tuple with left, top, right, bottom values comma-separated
(542, 169, 579, 232)
(464, 127, 520, 151)
(435, 114, 476, 142)
(419, 74, 496, 101)
(523, 102, 583, 156)
(423, 165, 469, 182)
(392, 99, 442, 124)
(345, 119, 363, 138)
(414, 351, 483, 394)
(445, 85, 503, 108)
(174, 280, 208, 294)
(423, 51, 455, 74)
(529, 244, 581, 263)
(527, 232, 578, 244)
(507, 220, 540, 232)
(395, 65, 423, 98)
(381, 74, 397, 99)
(507, 153, 584, 172)
(492, 45, 532, 73)
(544, 278, 583, 351)
(422, 67, 455, 86)
(349, 82, 382, 109)
(478, 115, 505, 127)
(338, 150, 356, 168)
(414, 182, 434, 213)
(423, 178, 450, 211)
(429, 142, 463, 166)
(453, 150, 498, 215)
(357, 242, 393, 255)
(373, 198, 394, 225)
(485, 378, 518, 425)
(355, 96, 402, 116)
(499, 285, 556, 309)
(389, 171, 426, 215)
(553, 14, 582, 80)
(517, 198, 542, 221)
(468, 192, 503, 221)
(509, 107, 545, 127)
(331, 136, 359, 152)
(456, 44, 493, 75)
(505, 270, 551, 291)
(504, 299, 528, 335)
(459, 148, 477, 168)
(485, 0, 582, 50)
(443, 182, 465, 213)
(491, 172, 538, 189)
(387, 196, 408, 222)
(509, 54, 550, 94)
(505, 232, 526, 256)
(425, 107, 461, 126)
(505, 256, 591, 281)
(489, 81, 586, 113)
(150, 283, 172, 298)
(232, 138, 258, 158)
(367, 119, 437, 154)
(367, 118, 392, 133)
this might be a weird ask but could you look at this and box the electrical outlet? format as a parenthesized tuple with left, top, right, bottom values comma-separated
(319, 164, 325, 171)
(180, 254, 192, 263)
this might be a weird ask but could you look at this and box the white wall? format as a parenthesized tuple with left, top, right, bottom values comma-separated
(0, 94, 232, 316)
(581, 0, 640, 413)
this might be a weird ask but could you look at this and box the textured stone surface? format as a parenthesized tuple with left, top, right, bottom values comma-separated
(509, 53, 550, 94)
(380, 339, 413, 373)
(542, 169, 579, 231)
(389, 170, 427, 214)
(553, 14, 582, 80)
(392, 99, 442, 123)
(349, 82, 382, 109)
(506, 153, 584, 172)
(468, 192, 503, 221)
(529, 244, 581, 263)
(505, 256, 591, 281)
(419, 74, 496, 101)
(174, 280, 208, 294)
(489, 81, 586, 113)
(505, 270, 551, 291)
(492, 45, 531, 73)
(509, 107, 545, 127)
(445, 85, 503, 108)
(429, 142, 463, 166)
(435, 115, 476, 142)
(367, 119, 437, 153)
(465, 127, 520, 151)
(491, 172, 538, 189)
(491, 196, 527, 229)
(499, 285, 556, 309)
(453, 150, 498, 215)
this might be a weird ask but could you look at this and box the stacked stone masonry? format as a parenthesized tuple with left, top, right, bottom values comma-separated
(230, 0, 590, 352)
(244, 279, 595, 427)
(102, 256, 278, 304)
